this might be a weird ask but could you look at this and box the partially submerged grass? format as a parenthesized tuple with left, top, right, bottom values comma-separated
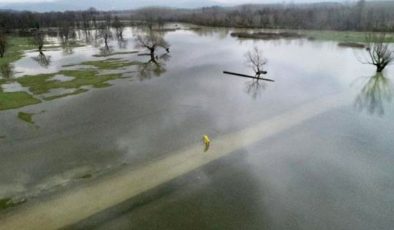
(0, 91, 41, 111)
(304, 30, 394, 43)
(17, 111, 34, 124)
(79, 60, 142, 70)
(152, 28, 178, 32)
(229, 29, 394, 43)
(93, 51, 139, 57)
(231, 31, 305, 40)
(17, 69, 121, 95)
(0, 36, 35, 66)
(1, 58, 137, 111)
(0, 197, 26, 211)
(337, 42, 365, 48)
(43, 88, 88, 101)
(58, 70, 120, 89)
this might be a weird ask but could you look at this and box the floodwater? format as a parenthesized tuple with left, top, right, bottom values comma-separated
(0, 26, 393, 230)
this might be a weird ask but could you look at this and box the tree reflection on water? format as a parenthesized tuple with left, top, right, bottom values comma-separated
(355, 73, 392, 116)
(137, 53, 169, 80)
(32, 51, 51, 68)
(245, 79, 267, 99)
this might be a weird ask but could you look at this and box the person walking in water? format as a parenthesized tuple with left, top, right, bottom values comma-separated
(203, 135, 210, 152)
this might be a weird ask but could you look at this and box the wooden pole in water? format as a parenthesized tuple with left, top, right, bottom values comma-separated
(223, 71, 274, 82)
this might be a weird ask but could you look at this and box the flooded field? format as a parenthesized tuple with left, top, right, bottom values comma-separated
(0, 26, 393, 230)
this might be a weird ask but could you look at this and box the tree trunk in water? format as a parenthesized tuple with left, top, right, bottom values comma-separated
(150, 48, 155, 61)
(377, 64, 384, 73)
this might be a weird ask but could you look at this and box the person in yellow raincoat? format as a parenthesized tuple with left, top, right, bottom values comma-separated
(203, 135, 210, 152)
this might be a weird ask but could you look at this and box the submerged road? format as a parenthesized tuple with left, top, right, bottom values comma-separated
(0, 93, 349, 230)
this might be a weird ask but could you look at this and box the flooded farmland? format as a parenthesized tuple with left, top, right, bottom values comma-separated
(0, 26, 393, 230)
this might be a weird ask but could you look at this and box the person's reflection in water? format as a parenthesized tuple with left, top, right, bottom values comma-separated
(354, 73, 392, 116)
(245, 79, 267, 99)
(32, 51, 51, 68)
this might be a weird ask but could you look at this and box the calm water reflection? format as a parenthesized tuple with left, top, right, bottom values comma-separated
(0, 26, 393, 229)
(31, 51, 51, 68)
(354, 73, 392, 116)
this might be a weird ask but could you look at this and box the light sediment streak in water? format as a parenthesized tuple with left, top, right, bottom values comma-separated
(0, 94, 349, 230)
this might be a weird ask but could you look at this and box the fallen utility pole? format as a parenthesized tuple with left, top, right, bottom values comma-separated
(223, 71, 274, 82)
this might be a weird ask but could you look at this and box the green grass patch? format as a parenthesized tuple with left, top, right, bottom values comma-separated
(43, 88, 88, 101)
(0, 91, 41, 111)
(17, 111, 34, 124)
(17, 69, 121, 95)
(0, 197, 26, 210)
(93, 51, 139, 57)
(80, 60, 142, 70)
(1, 69, 123, 111)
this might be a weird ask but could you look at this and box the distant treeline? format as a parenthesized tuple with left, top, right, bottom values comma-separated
(0, 7, 102, 32)
(0, 0, 394, 33)
(131, 1, 394, 32)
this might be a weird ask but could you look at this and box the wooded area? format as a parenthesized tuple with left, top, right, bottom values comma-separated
(0, 1, 393, 32)
(130, 1, 394, 32)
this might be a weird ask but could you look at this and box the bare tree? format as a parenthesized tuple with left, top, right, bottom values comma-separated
(245, 46, 267, 78)
(0, 33, 7, 58)
(98, 22, 112, 50)
(58, 21, 76, 55)
(135, 29, 169, 61)
(59, 21, 75, 44)
(32, 29, 45, 53)
(363, 33, 393, 73)
(112, 16, 125, 40)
